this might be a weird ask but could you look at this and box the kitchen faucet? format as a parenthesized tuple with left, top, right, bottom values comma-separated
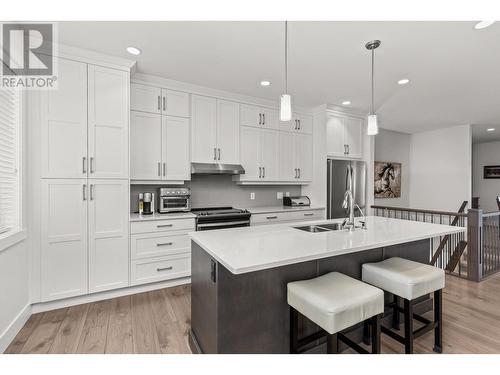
(341, 164, 366, 231)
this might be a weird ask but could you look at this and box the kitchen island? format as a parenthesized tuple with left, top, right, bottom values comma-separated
(188, 216, 465, 354)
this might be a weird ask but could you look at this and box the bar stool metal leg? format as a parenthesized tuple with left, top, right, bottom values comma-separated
(327, 333, 339, 354)
(290, 307, 299, 354)
(392, 295, 401, 330)
(363, 320, 371, 345)
(371, 314, 381, 354)
(433, 290, 443, 353)
(404, 299, 414, 354)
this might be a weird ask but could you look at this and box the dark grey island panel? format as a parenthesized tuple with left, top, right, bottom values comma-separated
(189, 239, 431, 354)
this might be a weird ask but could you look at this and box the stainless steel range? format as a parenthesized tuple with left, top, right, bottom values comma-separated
(192, 207, 251, 231)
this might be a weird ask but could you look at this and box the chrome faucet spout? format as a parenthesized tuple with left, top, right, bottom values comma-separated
(342, 190, 355, 230)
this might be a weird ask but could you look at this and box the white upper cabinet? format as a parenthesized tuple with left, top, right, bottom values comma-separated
(240, 104, 279, 130)
(260, 129, 280, 180)
(131, 83, 189, 117)
(88, 65, 129, 179)
(239, 126, 279, 181)
(163, 116, 190, 181)
(191, 95, 240, 164)
(295, 134, 313, 181)
(326, 113, 363, 159)
(191, 95, 217, 163)
(278, 133, 312, 182)
(41, 179, 88, 302)
(216, 100, 240, 164)
(88, 179, 129, 293)
(41, 58, 88, 178)
(130, 83, 161, 114)
(278, 132, 296, 181)
(130, 111, 162, 180)
(279, 113, 313, 134)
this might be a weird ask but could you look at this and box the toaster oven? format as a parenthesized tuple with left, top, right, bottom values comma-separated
(158, 188, 191, 213)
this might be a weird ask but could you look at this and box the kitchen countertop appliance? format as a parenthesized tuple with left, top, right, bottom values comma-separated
(142, 192, 155, 215)
(192, 207, 251, 231)
(158, 187, 191, 213)
(283, 196, 311, 207)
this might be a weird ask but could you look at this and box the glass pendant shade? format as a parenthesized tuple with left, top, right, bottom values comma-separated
(279, 94, 292, 122)
(367, 114, 379, 135)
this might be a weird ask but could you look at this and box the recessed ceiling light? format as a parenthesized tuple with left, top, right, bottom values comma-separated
(342, 100, 351, 105)
(487, 128, 496, 132)
(260, 80, 271, 87)
(398, 78, 410, 85)
(126, 47, 141, 56)
(474, 21, 496, 30)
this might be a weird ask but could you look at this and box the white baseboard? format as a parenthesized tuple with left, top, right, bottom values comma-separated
(0, 303, 32, 353)
(32, 277, 191, 314)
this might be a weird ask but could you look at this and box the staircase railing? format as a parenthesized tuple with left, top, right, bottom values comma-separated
(371, 202, 469, 278)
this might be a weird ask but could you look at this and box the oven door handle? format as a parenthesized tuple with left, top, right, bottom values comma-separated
(197, 220, 250, 229)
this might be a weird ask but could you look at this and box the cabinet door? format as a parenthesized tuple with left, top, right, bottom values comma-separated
(260, 129, 280, 181)
(295, 113, 313, 134)
(239, 126, 261, 180)
(88, 65, 129, 178)
(88, 179, 129, 293)
(191, 95, 217, 163)
(262, 108, 279, 130)
(163, 116, 190, 181)
(162, 88, 190, 118)
(240, 104, 263, 128)
(131, 83, 161, 114)
(278, 132, 296, 181)
(279, 118, 295, 132)
(344, 116, 363, 159)
(326, 114, 346, 158)
(41, 179, 88, 301)
(296, 134, 313, 182)
(130, 111, 162, 180)
(217, 100, 240, 164)
(41, 58, 87, 178)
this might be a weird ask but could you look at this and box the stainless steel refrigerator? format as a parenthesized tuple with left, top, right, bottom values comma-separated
(327, 159, 367, 219)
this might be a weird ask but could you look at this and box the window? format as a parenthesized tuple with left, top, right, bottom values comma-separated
(0, 87, 21, 238)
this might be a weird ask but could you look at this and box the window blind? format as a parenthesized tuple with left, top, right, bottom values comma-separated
(0, 88, 20, 235)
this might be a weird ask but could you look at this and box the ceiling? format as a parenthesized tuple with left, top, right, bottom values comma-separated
(472, 124, 500, 144)
(58, 21, 500, 134)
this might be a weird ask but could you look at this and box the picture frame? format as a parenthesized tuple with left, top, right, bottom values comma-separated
(484, 165, 500, 179)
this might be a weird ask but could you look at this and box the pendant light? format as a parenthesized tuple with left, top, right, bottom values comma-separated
(279, 21, 292, 122)
(365, 40, 381, 135)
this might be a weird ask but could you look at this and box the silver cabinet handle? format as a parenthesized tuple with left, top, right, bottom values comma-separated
(162, 96, 166, 111)
(259, 167, 262, 178)
(298, 120, 301, 130)
(214, 147, 217, 160)
(259, 113, 262, 125)
(82, 157, 87, 174)
(157, 266, 173, 272)
(83, 184, 87, 201)
(344, 145, 347, 155)
(262, 113, 265, 125)
(90, 184, 95, 200)
(90, 157, 94, 173)
(304, 213, 314, 216)
(157, 96, 161, 111)
(158, 162, 161, 176)
(218, 148, 221, 161)
(298, 168, 301, 179)
(157, 224, 173, 228)
(266, 216, 278, 220)
(294, 168, 298, 178)
(156, 242, 173, 247)
(262, 167, 265, 178)
(347, 145, 350, 155)
(163, 162, 166, 176)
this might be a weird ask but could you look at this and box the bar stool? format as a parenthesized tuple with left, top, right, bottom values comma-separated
(287, 272, 384, 354)
(362, 257, 445, 354)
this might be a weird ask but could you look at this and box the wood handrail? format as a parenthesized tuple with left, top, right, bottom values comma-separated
(371, 204, 468, 218)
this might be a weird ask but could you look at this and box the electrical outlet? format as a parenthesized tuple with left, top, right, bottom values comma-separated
(285, 192, 291, 197)
(250, 192, 255, 200)
(277, 192, 283, 200)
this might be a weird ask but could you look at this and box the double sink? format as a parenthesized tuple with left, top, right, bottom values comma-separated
(294, 223, 344, 233)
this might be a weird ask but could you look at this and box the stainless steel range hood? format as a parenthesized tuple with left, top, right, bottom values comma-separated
(191, 162, 245, 175)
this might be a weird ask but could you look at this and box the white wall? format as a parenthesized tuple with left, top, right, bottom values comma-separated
(409, 124, 472, 211)
(374, 129, 411, 207)
(473, 141, 500, 212)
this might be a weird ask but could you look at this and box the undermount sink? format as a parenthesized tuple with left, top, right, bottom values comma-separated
(293, 223, 345, 233)
(316, 223, 343, 231)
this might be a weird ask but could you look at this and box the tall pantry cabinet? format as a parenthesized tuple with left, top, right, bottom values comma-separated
(39, 57, 130, 301)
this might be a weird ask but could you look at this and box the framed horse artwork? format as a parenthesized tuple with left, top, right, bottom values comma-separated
(374, 161, 402, 198)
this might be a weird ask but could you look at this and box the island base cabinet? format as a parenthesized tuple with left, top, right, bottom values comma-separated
(189, 239, 433, 354)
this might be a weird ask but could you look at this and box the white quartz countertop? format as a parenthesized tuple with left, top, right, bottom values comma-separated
(246, 205, 326, 214)
(130, 212, 196, 222)
(189, 216, 465, 275)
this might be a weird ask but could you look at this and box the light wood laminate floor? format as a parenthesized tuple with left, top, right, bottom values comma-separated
(6, 274, 500, 354)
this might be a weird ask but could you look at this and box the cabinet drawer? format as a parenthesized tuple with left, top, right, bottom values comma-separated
(130, 218, 195, 234)
(131, 233, 191, 260)
(131, 254, 191, 286)
(250, 211, 296, 225)
(290, 210, 325, 221)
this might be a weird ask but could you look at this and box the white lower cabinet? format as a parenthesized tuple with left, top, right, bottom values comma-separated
(41, 178, 129, 302)
(130, 217, 195, 286)
(88, 180, 129, 293)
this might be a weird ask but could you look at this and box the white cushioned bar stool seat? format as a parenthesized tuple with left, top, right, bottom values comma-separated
(362, 257, 445, 300)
